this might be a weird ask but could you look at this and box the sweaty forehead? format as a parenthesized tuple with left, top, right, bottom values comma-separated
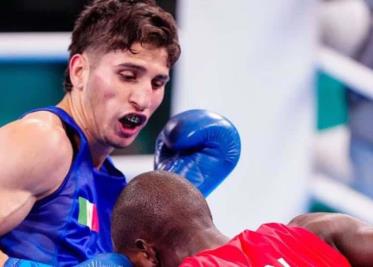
(87, 43, 170, 72)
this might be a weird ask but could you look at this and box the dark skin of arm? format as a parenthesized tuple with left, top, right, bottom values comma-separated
(289, 212, 373, 267)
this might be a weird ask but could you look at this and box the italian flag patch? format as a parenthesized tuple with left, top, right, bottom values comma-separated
(78, 197, 99, 232)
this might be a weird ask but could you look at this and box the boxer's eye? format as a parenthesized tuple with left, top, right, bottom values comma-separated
(152, 79, 166, 89)
(119, 71, 137, 82)
(152, 75, 169, 90)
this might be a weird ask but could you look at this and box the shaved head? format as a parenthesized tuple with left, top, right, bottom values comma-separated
(111, 170, 213, 253)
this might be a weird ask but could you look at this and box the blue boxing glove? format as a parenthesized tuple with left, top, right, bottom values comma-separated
(5, 253, 132, 267)
(154, 109, 241, 196)
(75, 253, 133, 267)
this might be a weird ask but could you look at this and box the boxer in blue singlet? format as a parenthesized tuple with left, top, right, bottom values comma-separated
(1, 107, 127, 266)
(0, 0, 181, 265)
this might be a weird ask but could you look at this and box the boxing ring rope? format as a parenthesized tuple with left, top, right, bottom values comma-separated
(314, 46, 373, 223)
(0, 32, 69, 61)
(318, 46, 373, 100)
(311, 174, 373, 223)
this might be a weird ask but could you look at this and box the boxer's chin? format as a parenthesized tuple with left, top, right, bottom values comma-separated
(109, 134, 139, 149)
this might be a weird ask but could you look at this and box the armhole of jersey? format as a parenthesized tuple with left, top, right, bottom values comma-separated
(32, 113, 83, 207)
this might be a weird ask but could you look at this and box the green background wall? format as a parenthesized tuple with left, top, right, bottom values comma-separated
(0, 61, 65, 126)
(316, 71, 348, 130)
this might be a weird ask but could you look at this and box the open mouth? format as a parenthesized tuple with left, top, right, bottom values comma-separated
(119, 113, 147, 129)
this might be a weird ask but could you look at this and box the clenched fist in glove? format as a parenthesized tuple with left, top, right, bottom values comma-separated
(155, 109, 241, 196)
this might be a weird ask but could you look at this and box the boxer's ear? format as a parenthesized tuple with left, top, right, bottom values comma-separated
(124, 239, 158, 267)
(69, 53, 89, 91)
(136, 239, 158, 266)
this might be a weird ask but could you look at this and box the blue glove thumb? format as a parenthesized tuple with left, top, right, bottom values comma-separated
(4, 258, 52, 267)
(154, 109, 241, 196)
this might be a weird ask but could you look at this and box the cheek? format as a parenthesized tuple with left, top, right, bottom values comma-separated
(150, 90, 165, 111)
(103, 89, 117, 101)
(87, 74, 117, 105)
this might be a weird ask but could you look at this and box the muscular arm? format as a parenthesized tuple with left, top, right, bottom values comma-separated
(289, 212, 373, 267)
(0, 114, 73, 235)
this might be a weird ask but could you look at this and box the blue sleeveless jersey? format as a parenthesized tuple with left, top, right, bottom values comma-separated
(0, 107, 127, 266)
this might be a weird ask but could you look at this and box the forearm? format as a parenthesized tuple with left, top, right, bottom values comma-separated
(290, 213, 373, 266)
(334, 221, 373, 267)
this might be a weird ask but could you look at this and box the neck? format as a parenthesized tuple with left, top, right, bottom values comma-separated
(173, 226, 230, 263)
(57, 93, 113, 168)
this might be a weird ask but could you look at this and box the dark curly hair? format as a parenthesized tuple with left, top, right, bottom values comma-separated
(64, 0, 180, 92)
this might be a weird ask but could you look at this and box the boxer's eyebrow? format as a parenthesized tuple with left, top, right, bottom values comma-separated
(117, 63, 146, 73)
(153, 74, 170, 82)
(118, 63, 169, 80)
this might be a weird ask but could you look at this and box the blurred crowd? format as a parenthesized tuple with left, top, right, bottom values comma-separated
(320, 0, 373, 198)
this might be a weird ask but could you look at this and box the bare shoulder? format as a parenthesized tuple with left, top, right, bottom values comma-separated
(0, 111, 73, 199)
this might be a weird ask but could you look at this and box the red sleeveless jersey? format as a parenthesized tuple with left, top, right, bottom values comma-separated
(180, 223, 350, 267)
